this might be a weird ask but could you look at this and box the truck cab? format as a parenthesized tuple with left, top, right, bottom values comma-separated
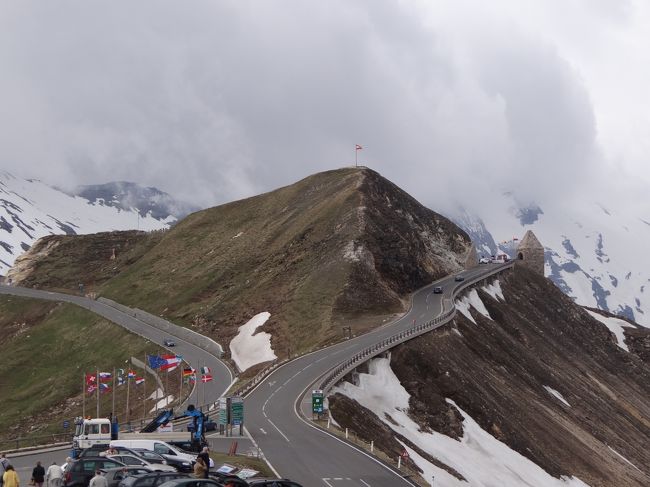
(73, 417, 113, 451)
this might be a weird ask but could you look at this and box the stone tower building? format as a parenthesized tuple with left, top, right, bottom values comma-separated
(516, 230, 545, 275)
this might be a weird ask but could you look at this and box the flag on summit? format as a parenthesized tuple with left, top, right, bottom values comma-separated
(100, 383, 111, 393)
(85, 373, 96, 385)
(160, 355, 181, 371)
(128, 370, 136, 379)
(182, 368, 196, 377)
(87, 384, 97, 394)
(135, 377, 145, 385)
(200, 366, 210, 374)
(117, 376, 126, 386)
(118, 368, 125, 377)
(201, 374, 213, 383)
(355, 144, 362, 150)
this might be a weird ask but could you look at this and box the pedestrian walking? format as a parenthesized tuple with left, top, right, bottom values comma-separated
(31, 462, 45, 487)
(2, 465, 19, 487)
(88, 470, 107, 487)
(45, 463, 62, 487)
(0, 454, 9, 487)
(60, 459, 73, 474)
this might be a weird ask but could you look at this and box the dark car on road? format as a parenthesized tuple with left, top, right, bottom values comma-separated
(160, 479, 242, 487)
(163, 338, 176, 347)
(454, 275, 465, 282)
(247, 480, 303, 487)
(117, 471, 189, 487)
(64, 457, 125, 487)
(102, 467, 151, 487)
(433, 286, 443, 294)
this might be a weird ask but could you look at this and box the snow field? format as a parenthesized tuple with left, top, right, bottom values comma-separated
(332, 356, 590, 487)
(229, 311, 277, 372)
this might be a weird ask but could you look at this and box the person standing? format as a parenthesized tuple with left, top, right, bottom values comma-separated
(88, 470, 107, 487)
(45, 463, 62, 487)
(31, 462, 45, 487)
(0, 454, 9, 487)
(197, 447, 210, 479)
(2, 465, 19, 487)
(192, 458, 206, 479)
(60, 458, 73, 474)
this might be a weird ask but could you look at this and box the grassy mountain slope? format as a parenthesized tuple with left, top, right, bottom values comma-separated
(330, 266, 650, 486)
(0, 295, 177, 444)
(13, 168, 472, 364)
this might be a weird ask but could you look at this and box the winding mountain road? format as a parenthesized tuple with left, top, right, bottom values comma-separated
(1, 262, 511, 486)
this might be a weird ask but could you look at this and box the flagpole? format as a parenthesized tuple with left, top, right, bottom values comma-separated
(165, 367, 169, 409)
(96, 367, 100, 417)
(143, 354, 147, 423)
(355, 147, 358, 167)
(112, 368, 116, 420)
(82, 372, 86, 418)
(178, 365, 183, 408)
(125, 372, 131, 424)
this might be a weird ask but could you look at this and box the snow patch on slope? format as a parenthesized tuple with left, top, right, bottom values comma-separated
(229, 312, 276, 372)
(585, 309, 634, 352)
(332, 356, 590, 487)
(455, 289, 491, 324)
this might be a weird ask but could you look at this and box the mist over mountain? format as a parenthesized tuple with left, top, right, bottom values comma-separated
(449, 193, 650, 328)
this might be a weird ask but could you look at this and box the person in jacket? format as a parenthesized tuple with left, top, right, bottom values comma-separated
(0, 455, 10, 487)
(45, 462, 63, 487)
(197, 447, 210, 479)
(2, 465, 19, 487)
(192, 458, 206, 479)
(88, 470, 107, 487)
(31, 462, 45, 487)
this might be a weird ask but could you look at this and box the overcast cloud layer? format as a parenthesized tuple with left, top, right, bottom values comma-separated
(1, 0, 648, 219)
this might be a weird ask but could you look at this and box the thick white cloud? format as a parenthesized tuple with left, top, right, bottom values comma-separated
(0, 0, 647, 218)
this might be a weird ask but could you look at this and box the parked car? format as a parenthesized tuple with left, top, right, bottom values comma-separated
(247, 480, 303, 487)
(130, 449, 192, 473)
(64, 457, 125, 487)
(433, 286, 443, 294)
(107, 454, 176, 472)
(479, 257, 490, 264)
(118, 471, 189, 487)
(163, 338, 176, 347)
(454, 275, 465, 282)
(159, 479, 240, 487)
(209, 473, 249, 487)
(101, 467, 151, 487)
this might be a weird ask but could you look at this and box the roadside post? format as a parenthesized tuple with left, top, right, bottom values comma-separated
(230, 397, 244, 436)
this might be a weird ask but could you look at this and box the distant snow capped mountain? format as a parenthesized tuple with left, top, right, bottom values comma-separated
(71, 181, 199, 221)
(449, 195, 650, 328)
(0, 172, 191, 274)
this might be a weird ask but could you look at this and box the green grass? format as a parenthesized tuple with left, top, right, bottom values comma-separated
(0, 295, 185, 444)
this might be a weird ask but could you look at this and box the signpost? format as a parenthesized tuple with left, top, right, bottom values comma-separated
(312, 390, 324, 418)
(218, 398, 228, 435)
(230, 397, 244, 435)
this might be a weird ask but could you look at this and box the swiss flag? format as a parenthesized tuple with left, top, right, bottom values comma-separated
(201, 374, 213, 383)
(355, 144, 363, 150)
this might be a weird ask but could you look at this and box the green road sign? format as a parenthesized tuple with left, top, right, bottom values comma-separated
(312, 389, 324, 414)
(230, 397, 244, 426)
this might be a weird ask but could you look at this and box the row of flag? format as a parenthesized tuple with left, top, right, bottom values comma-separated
(181, 366, 212, 383)
(85, 370, 144, 394)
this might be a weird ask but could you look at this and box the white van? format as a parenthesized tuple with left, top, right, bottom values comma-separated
(110, 439, 195, 466)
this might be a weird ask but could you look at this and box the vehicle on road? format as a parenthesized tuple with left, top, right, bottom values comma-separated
(64, 457, 125, 487)
(163, 339, 176, 347)
(479, 257, 490, 264)
(247, 479, 303, 487)
(101, 467, 151, 487)
(129, 450, 190, 472)
(117, 471, 189, 487)
(454, 276, 465, 282)
(160, 478, 240, 487)
(433, 286, 443, 294)
(107, 454, 176, 472)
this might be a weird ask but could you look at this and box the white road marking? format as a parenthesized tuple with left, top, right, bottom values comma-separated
(259, 428, 267, 435)
(268, 380, 276, 387)
(267, 418, 290, 442)
(359, 479, 371, 486)
(322, 480, 334, 487)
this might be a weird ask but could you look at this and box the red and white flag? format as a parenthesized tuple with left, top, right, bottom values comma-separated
(201, 374, 213, 383)
(355, 144, 363, 151)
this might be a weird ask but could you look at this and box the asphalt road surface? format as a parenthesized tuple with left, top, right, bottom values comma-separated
(244, 264, 511, 486)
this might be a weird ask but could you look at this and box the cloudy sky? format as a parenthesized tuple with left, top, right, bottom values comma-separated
(0, 0, 648, 217)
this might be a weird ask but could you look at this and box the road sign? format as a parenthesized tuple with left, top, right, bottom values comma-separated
(312, 389, 324, 414)
(218, 398, 228, 425)
(63, 420, 70, 429)
(230, 397, 244, 426)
